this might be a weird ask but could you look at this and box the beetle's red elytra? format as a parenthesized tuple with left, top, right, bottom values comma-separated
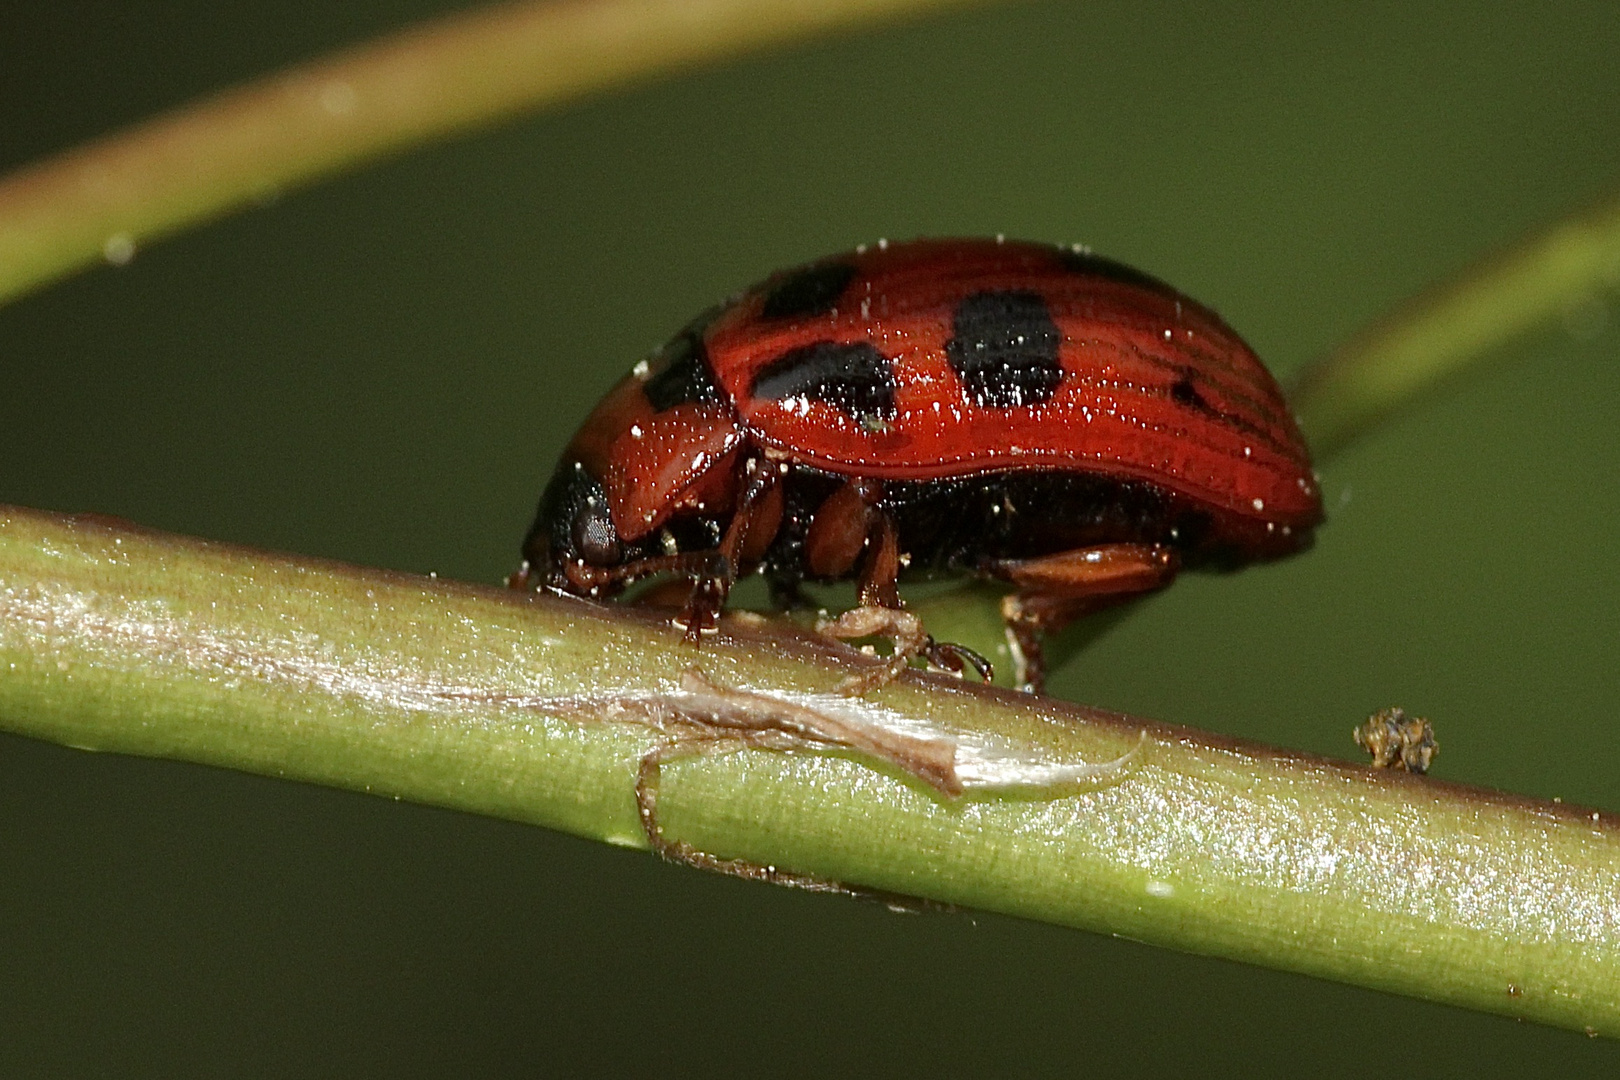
(514, 237, 1323, 691)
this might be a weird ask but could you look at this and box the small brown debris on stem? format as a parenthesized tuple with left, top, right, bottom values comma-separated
(1355, 707, 1438, 774)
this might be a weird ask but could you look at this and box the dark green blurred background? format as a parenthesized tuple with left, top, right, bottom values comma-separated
(4, 0, 1619, 1074)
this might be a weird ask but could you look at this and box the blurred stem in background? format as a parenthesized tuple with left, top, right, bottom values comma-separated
(1289, 192, 1620, 458)
(2, 0, 1619, 1037)
(0, 0, 990, 307)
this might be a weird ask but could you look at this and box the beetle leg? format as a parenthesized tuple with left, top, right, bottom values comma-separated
(856, 510, 903, 610)
(813, 509, 921, 693)
(818, 603, 929, 694)
(920, 639, 995, 684)
(802, 478, 880, 580)
(561, 550, 731, 597)
(714, 456, 783, 569)
(677, 456, 782, 640)
(815, 510, 997, 693)
(991, 543, 1180, 692)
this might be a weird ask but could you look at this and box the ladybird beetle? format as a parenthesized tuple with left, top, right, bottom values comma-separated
(513, 238, 1323, 691)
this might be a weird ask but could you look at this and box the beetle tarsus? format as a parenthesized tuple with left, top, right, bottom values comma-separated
(505, 560, 535, 591)
(816, 605, 927, 694)
(922, 638, 994, 684)
(814, 605, 991, 694)
(675, 555, 735, 641)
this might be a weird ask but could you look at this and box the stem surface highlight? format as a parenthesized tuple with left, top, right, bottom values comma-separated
(2, 505, 1614, 1035)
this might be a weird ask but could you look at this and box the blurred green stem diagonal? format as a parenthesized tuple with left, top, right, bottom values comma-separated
(2, 506, 1617, 1036)
(0, 0, 990, 307)
(1290, 190, 1620, 458)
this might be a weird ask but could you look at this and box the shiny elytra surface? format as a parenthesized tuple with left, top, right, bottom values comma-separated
(707, 238, 1322, 532)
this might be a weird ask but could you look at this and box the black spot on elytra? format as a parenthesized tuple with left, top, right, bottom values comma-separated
(642, 325, 721, 412)
(945, 290, 1063, 408)
(1171, 372, 1248, 432)
(1170, 376, 1208, 411)
(760, 262, 857, 319)
(750, 341, 896, 422)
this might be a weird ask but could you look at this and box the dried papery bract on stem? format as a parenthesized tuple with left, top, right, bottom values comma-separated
(612, 666, 1146, 888)
(666, 668, 962, 796)
(627, 669, 954, 896)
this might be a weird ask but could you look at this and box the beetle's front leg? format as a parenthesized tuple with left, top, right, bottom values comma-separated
(676, 456, 783, 639)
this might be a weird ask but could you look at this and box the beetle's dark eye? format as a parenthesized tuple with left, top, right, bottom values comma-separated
(573, 499, 622, 566)
(572, 498, 623, 566)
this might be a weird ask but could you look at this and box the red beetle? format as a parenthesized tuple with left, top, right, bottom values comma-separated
(513, 238, 1322, 691)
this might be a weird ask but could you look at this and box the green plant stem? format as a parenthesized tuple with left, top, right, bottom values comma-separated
(1290, 190, 1620, 459)
(0, 0, 986, 307)
(2, 505, 1616, 1035)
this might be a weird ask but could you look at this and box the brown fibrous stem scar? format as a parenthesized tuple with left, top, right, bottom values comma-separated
(624, 667, 1148, 893)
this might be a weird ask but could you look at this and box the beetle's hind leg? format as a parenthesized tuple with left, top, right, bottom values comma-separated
(992, 543, 1180, 693)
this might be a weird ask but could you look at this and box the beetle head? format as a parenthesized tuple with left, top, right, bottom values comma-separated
(521, 459, 627, 594)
